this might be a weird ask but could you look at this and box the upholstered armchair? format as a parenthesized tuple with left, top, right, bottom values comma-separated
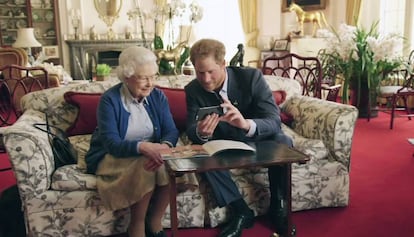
(0, 48, 60, 156)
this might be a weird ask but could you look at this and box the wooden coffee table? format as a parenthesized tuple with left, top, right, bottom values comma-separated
(165, 140, 310, 237)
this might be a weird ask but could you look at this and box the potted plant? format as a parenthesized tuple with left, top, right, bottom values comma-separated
(318, 22, 403, 118)
(95, 64, 111, 81)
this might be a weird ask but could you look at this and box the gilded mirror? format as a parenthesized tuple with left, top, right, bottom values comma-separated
(94, 0, 123, 39)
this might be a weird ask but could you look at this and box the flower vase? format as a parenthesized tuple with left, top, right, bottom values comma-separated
(96, 75, 107, 81)
(350, 80, 378, 118)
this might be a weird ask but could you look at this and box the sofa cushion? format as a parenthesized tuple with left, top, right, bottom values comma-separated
(158, 86, 187, 131)
(64, 91, 102, 136)
(51, 164, 97, 191)
(272, 90, 286, 105)
(272, 90, 294, 125)
(264, 75, 302, 103)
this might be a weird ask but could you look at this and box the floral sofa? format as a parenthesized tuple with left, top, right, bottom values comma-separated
(3, 75, 358, 237)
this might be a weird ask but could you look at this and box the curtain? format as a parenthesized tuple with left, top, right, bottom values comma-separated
(405, 0, 413, 56)
(238, 0, 258, 47)
(346, 0, 363, 25)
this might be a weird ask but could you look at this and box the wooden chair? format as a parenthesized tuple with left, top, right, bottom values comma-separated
(261, 53, 323, 99)
(317, 49, 342, 102)
(0, 48, 30, 159)
(378, 69, 414, 129)
(375, 50, 414, 129)
(0, 64, 56, 159)
(0, 48, 28, 68)
(0, 65, 53, 126)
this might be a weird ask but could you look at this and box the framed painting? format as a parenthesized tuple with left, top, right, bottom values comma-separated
(272, 39, 289, 51)
(42, 45, 59, 58)
(282, 0, 327, 12)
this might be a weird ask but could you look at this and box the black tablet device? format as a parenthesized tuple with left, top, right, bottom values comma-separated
(195, 105, 224, 121)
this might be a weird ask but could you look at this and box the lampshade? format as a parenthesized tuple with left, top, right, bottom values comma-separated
(12, 28, 41, 48)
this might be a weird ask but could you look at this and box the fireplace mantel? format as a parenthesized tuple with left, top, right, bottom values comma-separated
(66, 39, 150, 80)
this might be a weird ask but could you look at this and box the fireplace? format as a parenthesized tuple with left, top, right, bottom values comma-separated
(66, 39, 149, 80)
(97, 50, 121, 67)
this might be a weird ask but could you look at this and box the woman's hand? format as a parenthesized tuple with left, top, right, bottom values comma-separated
(139, 142, 170, 171)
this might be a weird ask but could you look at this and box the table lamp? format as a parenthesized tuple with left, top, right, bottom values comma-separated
(12, 28, 42, 65)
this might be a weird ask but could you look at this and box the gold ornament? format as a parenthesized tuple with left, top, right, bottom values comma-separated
(289, 3, 328, 37)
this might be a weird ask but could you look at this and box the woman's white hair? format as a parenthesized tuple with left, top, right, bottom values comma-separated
(116, 46, 158, 82)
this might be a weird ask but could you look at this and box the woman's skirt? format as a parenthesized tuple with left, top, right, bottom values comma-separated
(96, 154, 169, 210)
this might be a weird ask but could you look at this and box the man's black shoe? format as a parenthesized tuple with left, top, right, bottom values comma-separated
(145, 220, 167, 237)
(219, 211, 255, 237)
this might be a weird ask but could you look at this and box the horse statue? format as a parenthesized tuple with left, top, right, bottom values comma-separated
(289, 3, 328, 37)
(154, 41, 189, 75)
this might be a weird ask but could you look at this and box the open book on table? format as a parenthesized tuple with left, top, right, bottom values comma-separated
(161, 139, 256, 160)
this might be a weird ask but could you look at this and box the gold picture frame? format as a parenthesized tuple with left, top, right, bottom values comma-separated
(282, 0, 327, 12)
(272, 39, 289, 51)
(42, 45, 59, 59)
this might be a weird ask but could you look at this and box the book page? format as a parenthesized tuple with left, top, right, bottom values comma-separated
(160, 145, 209, 160)
(202, 140, 256, 156)
(161, 140, 255, 160)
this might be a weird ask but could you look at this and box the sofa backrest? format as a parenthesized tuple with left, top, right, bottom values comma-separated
(19, 75, 302, 135)
(61, 86, 188, 135)
(20, 79, 117, 132)
(157, 86, 187, 132)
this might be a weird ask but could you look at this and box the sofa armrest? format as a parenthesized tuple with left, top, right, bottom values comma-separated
(32, 73, 61, 88)
(3, 110, 55, 198)
(282, 95, 358, 169)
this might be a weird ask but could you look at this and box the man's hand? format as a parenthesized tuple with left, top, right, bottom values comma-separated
(219, 98, 250, 131)
(197, 113, 220, 138)
(139, 142, 169, 171)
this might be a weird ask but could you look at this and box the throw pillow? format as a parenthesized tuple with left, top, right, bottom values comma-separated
(272, 90, 293, 125)
(68, 134, 92, 171)
(158, 86, 187, 131)
(272, 90, 287, 105)
(64, 92, 102, 136)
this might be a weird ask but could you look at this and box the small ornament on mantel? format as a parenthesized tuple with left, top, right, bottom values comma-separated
(125, 26, 132, 39)
(90, 25, 98, 40)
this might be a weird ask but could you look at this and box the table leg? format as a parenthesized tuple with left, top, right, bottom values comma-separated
(169, 172, 179, 237)
(286, 164, 295, 236)
(270, 163, 294, 237)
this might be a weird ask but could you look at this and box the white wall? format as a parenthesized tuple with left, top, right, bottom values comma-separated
(57, 0, 352, 72)
(59, 0, 157, 70)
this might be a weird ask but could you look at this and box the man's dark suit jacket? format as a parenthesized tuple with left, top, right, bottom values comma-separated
(185, 66, 283, 144)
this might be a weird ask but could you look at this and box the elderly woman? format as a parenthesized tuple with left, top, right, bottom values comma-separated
(85, 46, 177, 237)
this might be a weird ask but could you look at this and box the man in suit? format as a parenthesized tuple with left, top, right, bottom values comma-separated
(184, 38, 293, 237)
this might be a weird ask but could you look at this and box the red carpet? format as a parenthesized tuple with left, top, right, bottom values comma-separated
(293, 113, 414, 237)
(0, 154, 14, 194)
(1, 112, 414, 237)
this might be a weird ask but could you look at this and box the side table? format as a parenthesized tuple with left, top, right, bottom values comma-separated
(165, 141, 310, 237)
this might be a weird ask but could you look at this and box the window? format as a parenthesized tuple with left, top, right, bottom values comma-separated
(379, 0, 412, 55)
(379, 0, 405, 35)
(192, 0, 245, 61)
